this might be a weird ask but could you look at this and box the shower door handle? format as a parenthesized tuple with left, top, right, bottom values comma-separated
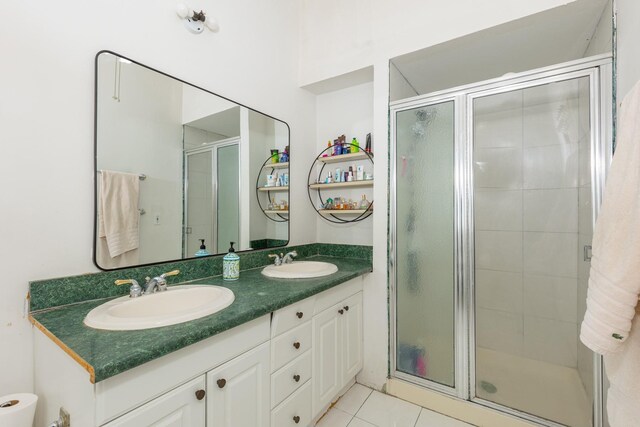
(584, 245, 592, 262)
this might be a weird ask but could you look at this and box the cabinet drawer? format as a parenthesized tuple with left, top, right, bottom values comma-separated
(271, 350, 312, 408)
(272, 321, 312, 372)
(271, 296, 316, 337)
(271, 380, 312, 427)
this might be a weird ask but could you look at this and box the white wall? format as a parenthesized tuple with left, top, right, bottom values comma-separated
(96, 54, 184, 266)
(615, 0, 640, 101)
(181, 84, 238, 124)
(584, 0, 613, 57)
(0, 0, 316, 396)
(315, 82, 374, 246)
(299, 0, 580, 87)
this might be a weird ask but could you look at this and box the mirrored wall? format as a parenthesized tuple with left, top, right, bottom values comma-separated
(94, 52, 289, 270)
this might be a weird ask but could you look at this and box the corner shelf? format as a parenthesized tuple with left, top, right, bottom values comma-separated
(257, 186, 289, 192)
(319, 209, 370, 215)
(309, 180, 372, 190)
(264, 210, 289, 215)
(255, 155, 289, 223)
(263, 161, 289, 169)
(307, 143, 373, 224)
(317, 152, 372, 164)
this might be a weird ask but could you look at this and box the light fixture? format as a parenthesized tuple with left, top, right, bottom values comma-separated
(176, 3, 219, 34)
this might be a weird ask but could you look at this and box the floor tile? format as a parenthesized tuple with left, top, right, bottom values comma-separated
(348, 418, 376, 427)
(415, 408, 475, 427)
(356, 391, 421, 427)
(335, 383, 373, 415)
(316, 407, 352, 427)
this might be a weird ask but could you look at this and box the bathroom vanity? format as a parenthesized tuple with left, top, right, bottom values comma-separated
(31, 253, 370, 427)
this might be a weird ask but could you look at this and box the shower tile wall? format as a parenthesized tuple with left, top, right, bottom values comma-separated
(475, 82, 587, 368)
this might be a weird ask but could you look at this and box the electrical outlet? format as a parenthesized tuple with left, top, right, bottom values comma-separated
(59, 407, 70, 427)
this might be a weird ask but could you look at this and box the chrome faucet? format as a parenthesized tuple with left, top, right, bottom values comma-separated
(268, 253, 284, 266)
(282, 251, 297, 264)
(114, 279, 143, 298)
(144, 270, 180, 294)
(115, 269, 180, 298)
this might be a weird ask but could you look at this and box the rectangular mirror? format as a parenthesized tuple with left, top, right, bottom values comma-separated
(94, 51, 289, 270)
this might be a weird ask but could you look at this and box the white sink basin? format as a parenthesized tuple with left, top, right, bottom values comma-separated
(261, 261, 338, 279)
(84, 285, 235, 331)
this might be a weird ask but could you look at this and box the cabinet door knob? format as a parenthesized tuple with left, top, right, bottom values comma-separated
(338, 309, 344, 315)
(293, 341, 301, 349)
(217, 378, 226, 388)
(293, 415, 301, 424)
(195, 389, 206, 400)
(296, 311, 303, 319)
(293, 374, 301, 382)
(344, 305, 349, 311)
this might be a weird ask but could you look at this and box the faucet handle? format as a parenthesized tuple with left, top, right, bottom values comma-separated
(114, 279, 142, 298)
(161, 269, 180, 278)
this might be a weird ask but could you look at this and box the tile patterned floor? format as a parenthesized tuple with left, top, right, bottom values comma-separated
(316, 383, 475, 427)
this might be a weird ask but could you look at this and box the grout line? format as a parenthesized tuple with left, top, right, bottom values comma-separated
(352, 384, 374, 418)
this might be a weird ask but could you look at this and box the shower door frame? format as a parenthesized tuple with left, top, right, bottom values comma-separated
(389, 54, 612, 427)
(183, 137, 241, 258)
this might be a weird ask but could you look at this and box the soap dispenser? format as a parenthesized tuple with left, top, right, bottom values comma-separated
(223, 242, 240, 281)
(195, 239, 210, 257)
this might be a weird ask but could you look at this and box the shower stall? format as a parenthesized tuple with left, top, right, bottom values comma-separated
(390, 56, 612, 427)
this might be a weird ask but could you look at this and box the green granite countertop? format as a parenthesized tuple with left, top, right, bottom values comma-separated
(30, 255, 371, 383)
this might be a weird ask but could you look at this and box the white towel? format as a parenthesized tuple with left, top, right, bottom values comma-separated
(98, 170, 140, 258)
(580, 80, 640, 426)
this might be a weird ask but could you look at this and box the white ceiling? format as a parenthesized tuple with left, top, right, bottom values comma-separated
(391, 0, 610, 98)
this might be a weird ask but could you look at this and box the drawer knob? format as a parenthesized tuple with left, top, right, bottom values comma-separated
(195, 389, 206, 400)
(217, 378, 226, 388)
(293, 374, 301, 382)
(293, 415, 301, 424)
(296, 311, 304, 319)
(344, 305, 349, 311)
(338, 309, 344, 315)
(293, 341, 301, 349)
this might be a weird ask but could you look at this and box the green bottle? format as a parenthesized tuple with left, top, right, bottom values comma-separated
(351, 137, 360, 153)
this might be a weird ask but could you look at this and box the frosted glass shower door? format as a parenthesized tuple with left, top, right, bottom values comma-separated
(472, 76, 594, 427)
(395, 101, 456, 387)
(185, 151, 213, 258)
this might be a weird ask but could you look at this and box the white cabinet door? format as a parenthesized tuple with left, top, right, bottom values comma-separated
(312, 302, 342, 416)
(207, 341, 270, 427)
(102, 376, 205, 427)
(341, 292, 363, 384)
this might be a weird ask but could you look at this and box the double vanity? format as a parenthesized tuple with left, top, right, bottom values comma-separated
(30, 250, 371, 427)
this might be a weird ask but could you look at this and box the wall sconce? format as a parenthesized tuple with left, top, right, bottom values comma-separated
(176, 3, 220, 34)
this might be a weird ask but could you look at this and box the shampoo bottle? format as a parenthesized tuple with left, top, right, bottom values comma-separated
(223, 242, 240, 281)
(195, 239, 210, 257)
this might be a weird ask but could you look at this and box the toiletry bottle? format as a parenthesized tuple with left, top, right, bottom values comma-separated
(357, 165, 364, 181)
(352, 137, 359, 153)
(359, 194, 371, 209)
(223, 242, 240, 281)
(365, 133, 372, 153)
(195, 239, 210, 257)
(324, 140, 332, 157)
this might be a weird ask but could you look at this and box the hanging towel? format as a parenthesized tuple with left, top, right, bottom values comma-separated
(580, 80, 640, 426)
(98, 170, 140, 258)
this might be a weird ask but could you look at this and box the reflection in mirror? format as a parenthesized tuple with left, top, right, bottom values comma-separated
(95, 52, 289, 270)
